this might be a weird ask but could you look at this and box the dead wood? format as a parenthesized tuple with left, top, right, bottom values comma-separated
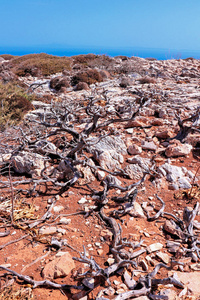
(0, 265, 82, 290)
(0, 234, 29, 250)
(144, 194, 165, 221)
(0, 230, 10, 237)
(173, 107, 200, 141)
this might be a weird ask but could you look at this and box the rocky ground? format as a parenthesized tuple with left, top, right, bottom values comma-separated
(0, 55, 200, 300)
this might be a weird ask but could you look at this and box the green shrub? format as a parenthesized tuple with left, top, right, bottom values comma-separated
(10, 53, 72, 76)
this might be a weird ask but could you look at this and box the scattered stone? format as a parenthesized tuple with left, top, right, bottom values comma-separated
(55, 251, 69, 257)
(155, 129, 174, 139)
(142, 141, 157, 151)
(113, 280, 121, 285)
(101, 229, 113, 241)
(169, 271, 200, 297)
(0, 263, 11, 268)
(76, 164, 96, 185)
(39, 226, 57, 235)
(165, 143, 193, 157)
(127, 155, 151, 170)
(126, 128, 134, 134)
(124, 164, 144, 180)
(104, 286, 115, 296)
(82, 277, 95, 289)
(139, 260, 148, 271)
(97, 170, 106, 180)
(159, 288, 177, 300)
(130, 297, 149, 300)
(129, 202, 145, 218)
(128, 144, 142, 155)
(42, 252, 75, 279)
(53, 205, 64, 213)
(147, 242, 163, 253)
(107, 257, 115, 265)
(145, 255, 155, 266)
(59, 217, 71, 225)
(57, 228, 66, 235)
(78, 197, 88, 204)
(97, 249, 104, 255)
(11, 151, 45, 177)
(163, 220, 185, 238)
(79, 296, 88, 300)
(0, 153, 12, 164)
(143, 231, 150, 237)
(125, 155, 151, 179)
(161, 162, 193, 189)
(168, 183, 179, 190)
(156, 252, 170, 264)
(123, 270, 136, 289)
(178, 177, 192, 189)
(190, 263, 200, 271)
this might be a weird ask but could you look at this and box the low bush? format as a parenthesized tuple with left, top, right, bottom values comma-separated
(99, 70, 111, 79)
(71, 69, 103, 86)
(72, 54, 98, 65)
(119, 77, 132, 88)
(50, 76, 70, 91)
(138, 76, 157, 84)
(0, 82, 35, 130)
(0, 70, 16, 82)
(0, 54, 16, 60)
(72, 54, 114, 70)
(75, 82, 90, 91)
(10, 53, 72, 77)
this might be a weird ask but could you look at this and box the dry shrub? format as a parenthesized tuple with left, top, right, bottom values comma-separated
(0, 54, 16, 60)
(117, 57, 148, 75)
(115, 55, 128, 61)
(119, 77, 132, 88)
(72, 54, 98, 65)
(10, 53, 72, 76)
(71, 69, 103, 86)
(138, 76, 157, 84)
(50, 76, 70, 91)
(146, 57, 158, 61)
(99, 70, 111, 79)
(75, 81, 90, 91)
(0, 70, 16, 82)
(0, 82, 35, 130)
(72, 54, 114, 70)
(7, 94, 34, 119)
(184, 57, 195, 62)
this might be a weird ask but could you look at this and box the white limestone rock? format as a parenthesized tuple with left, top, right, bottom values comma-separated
(165, 143, 193, 157)
(11, 151, 45, 177)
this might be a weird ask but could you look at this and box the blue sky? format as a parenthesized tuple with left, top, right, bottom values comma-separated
(1, 0, 200, 57)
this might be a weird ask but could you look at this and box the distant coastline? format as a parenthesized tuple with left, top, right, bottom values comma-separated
(0, 47, 200, 60)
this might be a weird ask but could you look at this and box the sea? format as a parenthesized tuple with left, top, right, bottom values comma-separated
(1, 46, 200, 60)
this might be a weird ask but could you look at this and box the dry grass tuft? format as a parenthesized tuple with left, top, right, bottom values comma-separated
(0, 286, 33, 300)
